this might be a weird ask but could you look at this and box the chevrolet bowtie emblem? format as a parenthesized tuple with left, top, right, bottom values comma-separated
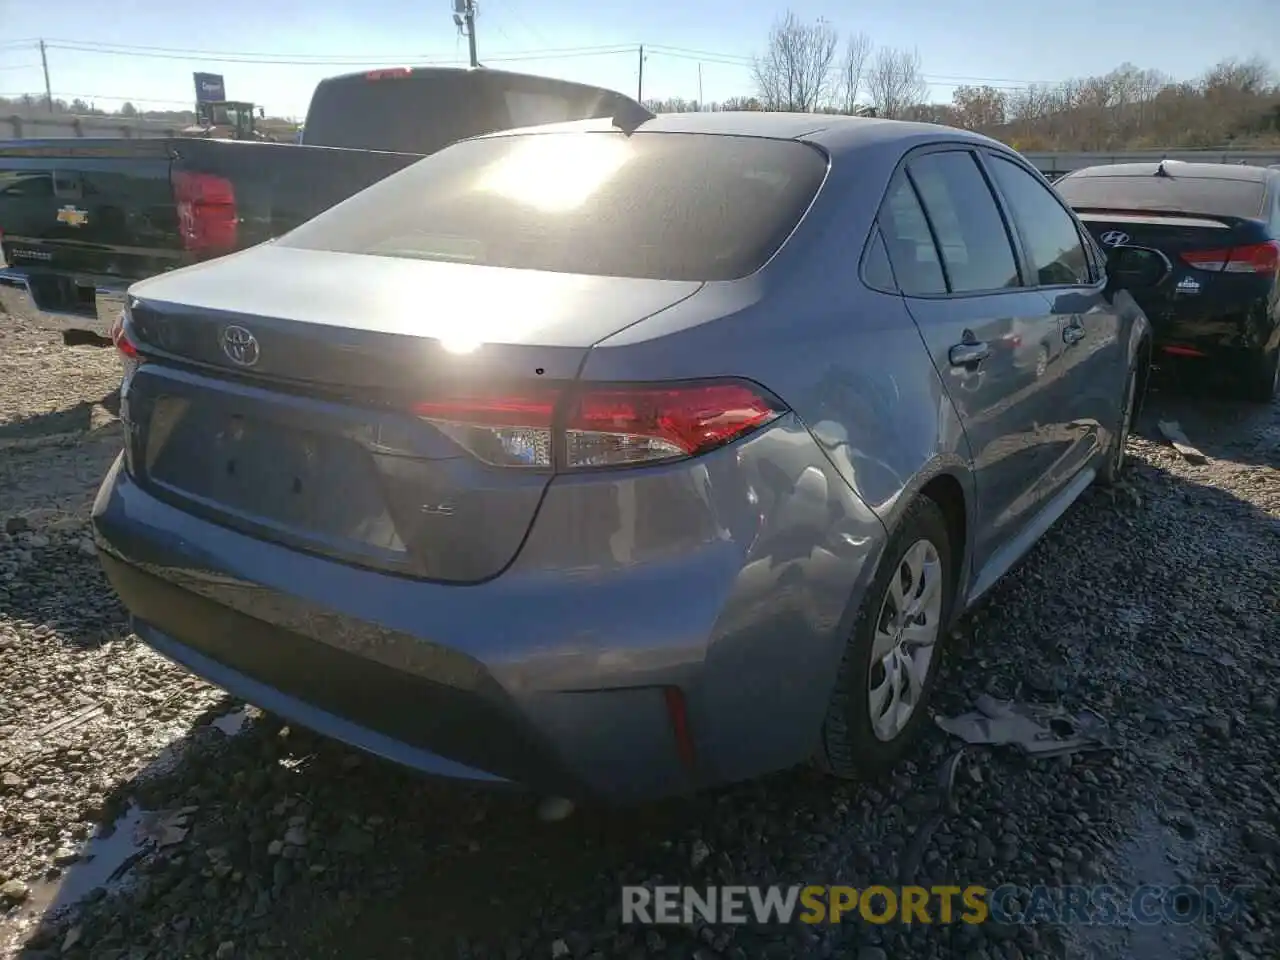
(56, 205, 89, 228)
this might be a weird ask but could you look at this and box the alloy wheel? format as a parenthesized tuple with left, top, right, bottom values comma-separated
(867, 538, 944, 742)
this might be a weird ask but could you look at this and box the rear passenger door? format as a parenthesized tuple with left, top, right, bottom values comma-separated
(982, 149, 1123, 480)
(876, 146, 1066, 584)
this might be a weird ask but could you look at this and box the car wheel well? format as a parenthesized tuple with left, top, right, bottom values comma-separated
(918, 474, 966, 597)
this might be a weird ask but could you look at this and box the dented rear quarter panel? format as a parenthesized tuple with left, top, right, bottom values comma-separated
(585, 134, 978, 584)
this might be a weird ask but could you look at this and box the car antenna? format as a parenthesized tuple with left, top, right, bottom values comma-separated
(611, 100, 655, 136)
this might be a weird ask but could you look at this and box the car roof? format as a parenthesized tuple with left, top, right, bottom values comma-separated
(1065, 161, 1274, 183)
(477, 111, 1010, 157)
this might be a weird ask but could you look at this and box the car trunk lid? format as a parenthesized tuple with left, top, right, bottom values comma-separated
(121, 245, 702, 582)
(1075, 209, 1277, 336)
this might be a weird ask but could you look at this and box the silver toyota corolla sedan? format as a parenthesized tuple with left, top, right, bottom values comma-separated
(94, 112, 1169, 803)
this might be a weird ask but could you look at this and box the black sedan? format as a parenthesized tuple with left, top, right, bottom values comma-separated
(1056, 160, 1280, 402)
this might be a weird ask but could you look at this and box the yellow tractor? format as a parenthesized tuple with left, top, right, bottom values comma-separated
(180, 101, 275, 141)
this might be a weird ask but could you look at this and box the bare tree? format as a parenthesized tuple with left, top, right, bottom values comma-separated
(752, 12, 839, 112)
(1203, 56, 1274, 97)
(865, 46, 929, 120)
(951, 84, 1008, 131)
(643, 97, 699, 114)
(839, 32, 872, 114)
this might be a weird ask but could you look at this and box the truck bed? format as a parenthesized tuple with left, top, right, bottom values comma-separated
(0, 137, 422, 334)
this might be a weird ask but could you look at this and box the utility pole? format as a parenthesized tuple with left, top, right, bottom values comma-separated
(465, 1, 478, 68)
(697, 63, 703, 111)
(39, 40, 52, 113)
(637, 45, 644, 102)
(451, 0, 479, 67)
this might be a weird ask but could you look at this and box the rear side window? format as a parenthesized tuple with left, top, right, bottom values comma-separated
(907, 151, 1021, 293)
(279, 131, 829, 282)
(878, 173, 946, 296)
(1055, 174, 1267, 220)
(987, 155, 1091, 286)
(861, 228, 899, 293)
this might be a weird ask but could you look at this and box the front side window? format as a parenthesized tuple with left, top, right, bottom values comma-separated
(907, 151, 1021, 293)
(988, 155, 1091, 286)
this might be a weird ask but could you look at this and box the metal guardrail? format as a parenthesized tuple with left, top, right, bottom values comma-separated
(1, 114, 181, 140)
(4, 114, 1278, 174)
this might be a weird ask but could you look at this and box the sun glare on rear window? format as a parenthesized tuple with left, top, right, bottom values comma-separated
(278, 131, 829, 282)
(478, 134, 634, 212)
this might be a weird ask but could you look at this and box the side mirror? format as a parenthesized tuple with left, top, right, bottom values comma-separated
(1105, 245, 1171, 294)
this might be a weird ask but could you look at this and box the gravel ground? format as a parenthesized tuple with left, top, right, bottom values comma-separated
(1, 284, 1277, 960)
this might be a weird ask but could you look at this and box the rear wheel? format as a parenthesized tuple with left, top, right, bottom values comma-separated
(1241, 346, 1279, 404)
(820, 496, 954, 778)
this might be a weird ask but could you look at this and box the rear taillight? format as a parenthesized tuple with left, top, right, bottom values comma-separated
(173, 171, 238, 256)
(1180, 241, 1280, 274)
(412, 379, 786, 471)
(365, 68, 413, 80)
(109, 312, 138, 359)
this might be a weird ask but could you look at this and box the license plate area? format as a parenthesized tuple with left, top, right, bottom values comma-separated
(146, 401, 402, 551)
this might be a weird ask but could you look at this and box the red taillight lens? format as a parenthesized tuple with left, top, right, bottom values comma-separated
(564, 382, 783, 468)
(1180, 241, 1280, 274)
(109, 311, 138, 359)
(411, 379, 785, 471)
(172, 171, 238, 256)
(365, 68, 413, 80)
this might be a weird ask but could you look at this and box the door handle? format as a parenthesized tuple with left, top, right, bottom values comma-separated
(948, 341, 991, 367)
(1063, 322, 1086, 345)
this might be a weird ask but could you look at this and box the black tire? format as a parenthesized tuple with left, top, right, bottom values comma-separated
(1241, 347, 1279, 404)
(819, 496, 955, 779)
(1097, 360, 1139, 487)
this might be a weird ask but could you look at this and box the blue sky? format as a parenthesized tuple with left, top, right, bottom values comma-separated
(2, 0, 1277, 120)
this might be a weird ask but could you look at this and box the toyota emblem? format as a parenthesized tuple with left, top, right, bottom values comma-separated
(219, 324, 260, 367)
(1099, 230, 1130, 247)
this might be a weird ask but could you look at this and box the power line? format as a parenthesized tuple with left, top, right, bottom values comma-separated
(39, 37, 634, 64)
(29, 35, 1077, 88)
(0, 92, 194, 107)
(40, 41, 635, 67)
(643, 45, 1063, 88)
(484, 0, 554, 49)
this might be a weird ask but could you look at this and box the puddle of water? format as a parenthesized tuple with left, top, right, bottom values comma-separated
(1, 805, 147, 952)
(1069, 806, 1219, 960)
(210, 706, 255, 738)
(0, 706, 259, 951)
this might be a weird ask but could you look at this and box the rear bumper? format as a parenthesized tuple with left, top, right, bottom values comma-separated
(0, 266, 126, 338)
(91, 420, 886, 802)
(1145, 295, 1279, 360)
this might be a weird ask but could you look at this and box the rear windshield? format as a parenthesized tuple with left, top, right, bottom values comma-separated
(302, 72, 637, 154)
(278, 131, 829, 282)
(1056, 174, 1266, 219)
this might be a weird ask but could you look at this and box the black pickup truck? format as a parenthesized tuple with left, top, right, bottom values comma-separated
(0, 67, 645, 344)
